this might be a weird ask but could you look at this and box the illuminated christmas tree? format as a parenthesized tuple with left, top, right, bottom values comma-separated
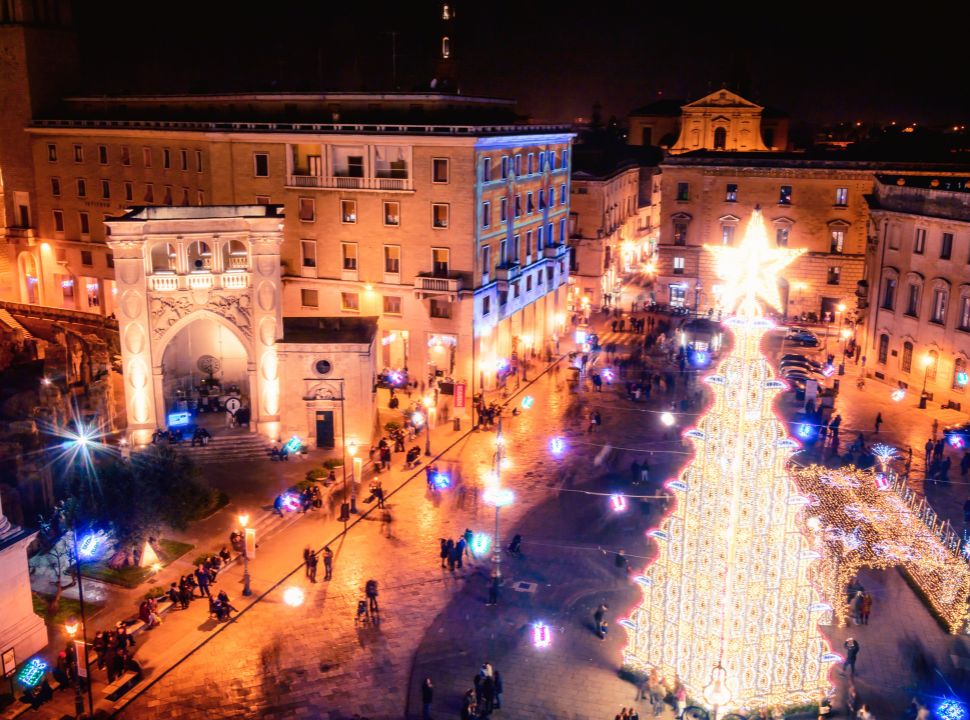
(623, 209, 833, 710)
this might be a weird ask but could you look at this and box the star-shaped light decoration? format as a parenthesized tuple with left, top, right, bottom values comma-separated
(706, 207, 804, 317)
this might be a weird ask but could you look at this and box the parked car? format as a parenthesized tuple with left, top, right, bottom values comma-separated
(781, 354, 822, 369)
(785, 330, 820, 347)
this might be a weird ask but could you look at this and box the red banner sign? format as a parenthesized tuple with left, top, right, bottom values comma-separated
(454, 382, 466, 408)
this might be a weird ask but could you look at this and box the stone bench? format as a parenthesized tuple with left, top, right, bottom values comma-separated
(102, 670, 140, 701)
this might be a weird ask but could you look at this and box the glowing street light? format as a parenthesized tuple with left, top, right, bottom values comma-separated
(549, 437, 566, 456)
(63, 616, 86, 717)
(239, 513, 253, 596)
(920, 353, 935, 407)
(660, 411, 675, 427)
(283, 587, 305, 607)
(704, 662, 732, 720)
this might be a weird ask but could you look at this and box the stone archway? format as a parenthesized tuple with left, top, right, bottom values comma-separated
(17, 251, 40, 304)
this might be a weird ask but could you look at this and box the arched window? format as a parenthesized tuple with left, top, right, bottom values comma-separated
(926, 350, 939, 381)
(441, 37, 450, 59)
(222, 239, 249, 271)
(713, 127, 727, 150)
(953, 357, 967, 391)
(187, 240, 212, 272)
(877, 334, 889, 364)
(901, 341, 913, 373)
(150, 243, 177, 274)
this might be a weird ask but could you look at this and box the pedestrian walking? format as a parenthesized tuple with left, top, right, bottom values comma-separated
(925, 438, 934, 468)
(961, 452, 970, 478)
(365, 579, 379, 614)
(493, 670, 503, 709)
(421, 677, 433, 720)
(380, 508, 393, 537)
(195, 565, 212, 598)
(594, 603, 609, 639)
(454, 537, 466, 568)
(446, 539, 456, 571)
(843, 637, 860, 676)
(860, 591, 872, 624)
(874, 412, 882, 433)
(933, 418, 940, 440)
(849, 591, 863, 624)
(640, 459, 650, 485)
(481, 673, 495, 714)
(323, 546, 333, 580)
(463, 528, 474, 560)
(630, 460, 641, 485)
(439, 538, 449, 568)
(303, 545, 313, 578)
(307, 550, 318, 583)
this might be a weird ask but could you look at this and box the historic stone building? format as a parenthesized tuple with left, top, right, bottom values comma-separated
(628, 89, 790, 153)
(865, 174, 970, 408)
(653, 153, 969, 320)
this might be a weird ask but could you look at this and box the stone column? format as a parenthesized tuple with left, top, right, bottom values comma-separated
(250, 231, 283, 440)
(0, 500, 48, 669)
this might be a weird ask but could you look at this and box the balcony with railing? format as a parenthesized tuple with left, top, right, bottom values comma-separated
(286, 174, 414, 192)
(414, 273, 463, 299)
(543, 243, 568, 259)
(495, 263, 521, 281)
(148, 272, 250, 292)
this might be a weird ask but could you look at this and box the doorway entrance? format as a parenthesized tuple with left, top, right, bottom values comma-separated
(315, 411, 335, 448)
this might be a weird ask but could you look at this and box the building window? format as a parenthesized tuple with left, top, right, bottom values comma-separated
(481, 201, 490, 229)
(341, 243, 358, 270)
(926, 350, 939, 381)
(835, 187, 848, 206)
(512, 234, 520, 262)
(301, 240, 316, 268)
(712, 126, 727, 150)
(526, 274, 533, 292)
(673, 257, 685, 275)
(383, 295, 402, 315)
(144, 183, 154, 203)
(776, 227, 789, 247)
(80, 250, 93, 266)
(676, 182, 689, 202)
(725, 183, 737, 202)
(482, 157, 492, 183)
(931, 288, 948, 324)
(195, 150, 203, 172)
(432, 203, 449, 229)
(124, 182, 133, 201)
(180, 149, 188, 171)
(101, 180, 110, 199)
(341, 292, 359, 311)
(142, 147, 152, 167)
(50, 177, 60, 197)
(432, 247, 450, 276)
(73, 144, 83, 163)
(559, 218, 567, 243)
(525, 230, 533, 258)
(254, 153, 270, 177)
(106, 253, 114, 268)
(500, 197, 508, 223)
(827, 266, 841, 285)
(779, 185, 792, 205)
(721, 224, 735, 245)
(381, 200, 400, 227)
(98, 145, 108, 165)
(341, 199, 357, 223)
(902, 341, 913, 373)
(197, 190, 205, 205)
(906, 283, 920, 317)
(527, 192, 535, 214)
(482, 295, 491, 316)
(526, 153, 535, 174)
(432, 158, 449, 184)
(673, 221, 688, 245)
(536, 225, 544, 249)
(960, 297, 970, 331)
(499, 239, 507, 265)
(914, 228, 926, 254)
(954, 357, 967, 390)
(830, 229, 845, 254)
(180, 188, 190, 205)
(383, 245, 401, 274)
(299, 197, 315, 222)
(53, 210, 64, 232)
(47, 144, 57, 162)
(941, 232, 954, 260)
(76, 178, 86, 198)
(430, 299, 451, 318)
(514, 195, 521, 218)
(881, 278, 896, 310)
(163, 186, 173, 205)
(548, 187, 555, 208)
(121, 146, 130, 165)
(79, 212, 90, 236)
(481, 246, 491, 279)
(514, 154, 522, 176)
(878, 334, 889, 364)
(500, 156, 509, 179)
(560, 185, 567, 205)
(163, 148, 171, 169)
(301, 289, 319, 308)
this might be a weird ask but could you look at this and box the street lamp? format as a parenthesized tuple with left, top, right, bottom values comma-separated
(704, 662, 732, 720)
(347, 441, 359, 515)
(64, 617, 84, 719)
(238, 513, 252, 596)
(423, 395, 434, 456)
(483, 416, 514, 605)
(920, 353, 934, 409)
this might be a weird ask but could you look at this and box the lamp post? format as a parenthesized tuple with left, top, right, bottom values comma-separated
(920, 353, 934, 409)
(704, 662, 732, 720)
(423, 395, 434, 456)
(64, 617, 84, 719)
(67, 525, 95, 717)
(347, 441, 359, 515)
(694, 281, 702, 315)
(238, 513, 252, 596)
(483, 416, 514, 605)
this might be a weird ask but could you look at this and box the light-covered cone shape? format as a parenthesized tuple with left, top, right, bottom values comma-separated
(623, 209, 833, 710)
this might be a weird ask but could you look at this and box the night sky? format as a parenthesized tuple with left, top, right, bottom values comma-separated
(74, 2, 967, 127)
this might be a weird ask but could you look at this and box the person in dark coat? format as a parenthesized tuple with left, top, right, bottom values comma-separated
(439, 539, 449, 568)
(481, 673, 496, 714)
(195, 565, 212, 598)
(493, 670, 503, 709)
(421, 677, 433, 720)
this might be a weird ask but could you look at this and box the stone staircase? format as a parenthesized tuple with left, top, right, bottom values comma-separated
(173, 432, 273, 464)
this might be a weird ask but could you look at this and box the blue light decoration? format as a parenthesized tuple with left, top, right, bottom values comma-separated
(666, 479, 689, 492)
(809, 602, 833, 613)
(167, 411, 190, 428)
(77, 532, 102, 559)
(471, 533, 491, 555)
(17, 658, 48, 687)
(521, 395, 535, 410)
(891, 387, 906, 402)
(609, 494, 627, 512)
(820, 652, 845, 664)
(574, 329, 587, 344)
(411, 412, 425, 427)
(281, 493, 301, 512)
(647, 529, 668, 540)
(797, 422, 816, 440)
(874, 472, 891, 491)
(602, 368, 615, 382)
(633, 575, 652, 586)
(549, 437, 566, 456)
(532, 622, 552, 648)
(958, 372, 969, 387)
(284, 435, 302, 453)
(494, 358, 509, 372)
(432, 472, 452, 490)
(949, 434, 966, 450)
(821, 363, 835, 377)
(618, 619, 637, 630)
(388, 370, 404, 386)
(689, 350, 710, 368)
(938, 700, 967, 720)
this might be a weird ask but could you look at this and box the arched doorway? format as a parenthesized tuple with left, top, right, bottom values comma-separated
(713, 126, 727, 150)
(17, 252, 40, 304)
(160, 316, 252, 433)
